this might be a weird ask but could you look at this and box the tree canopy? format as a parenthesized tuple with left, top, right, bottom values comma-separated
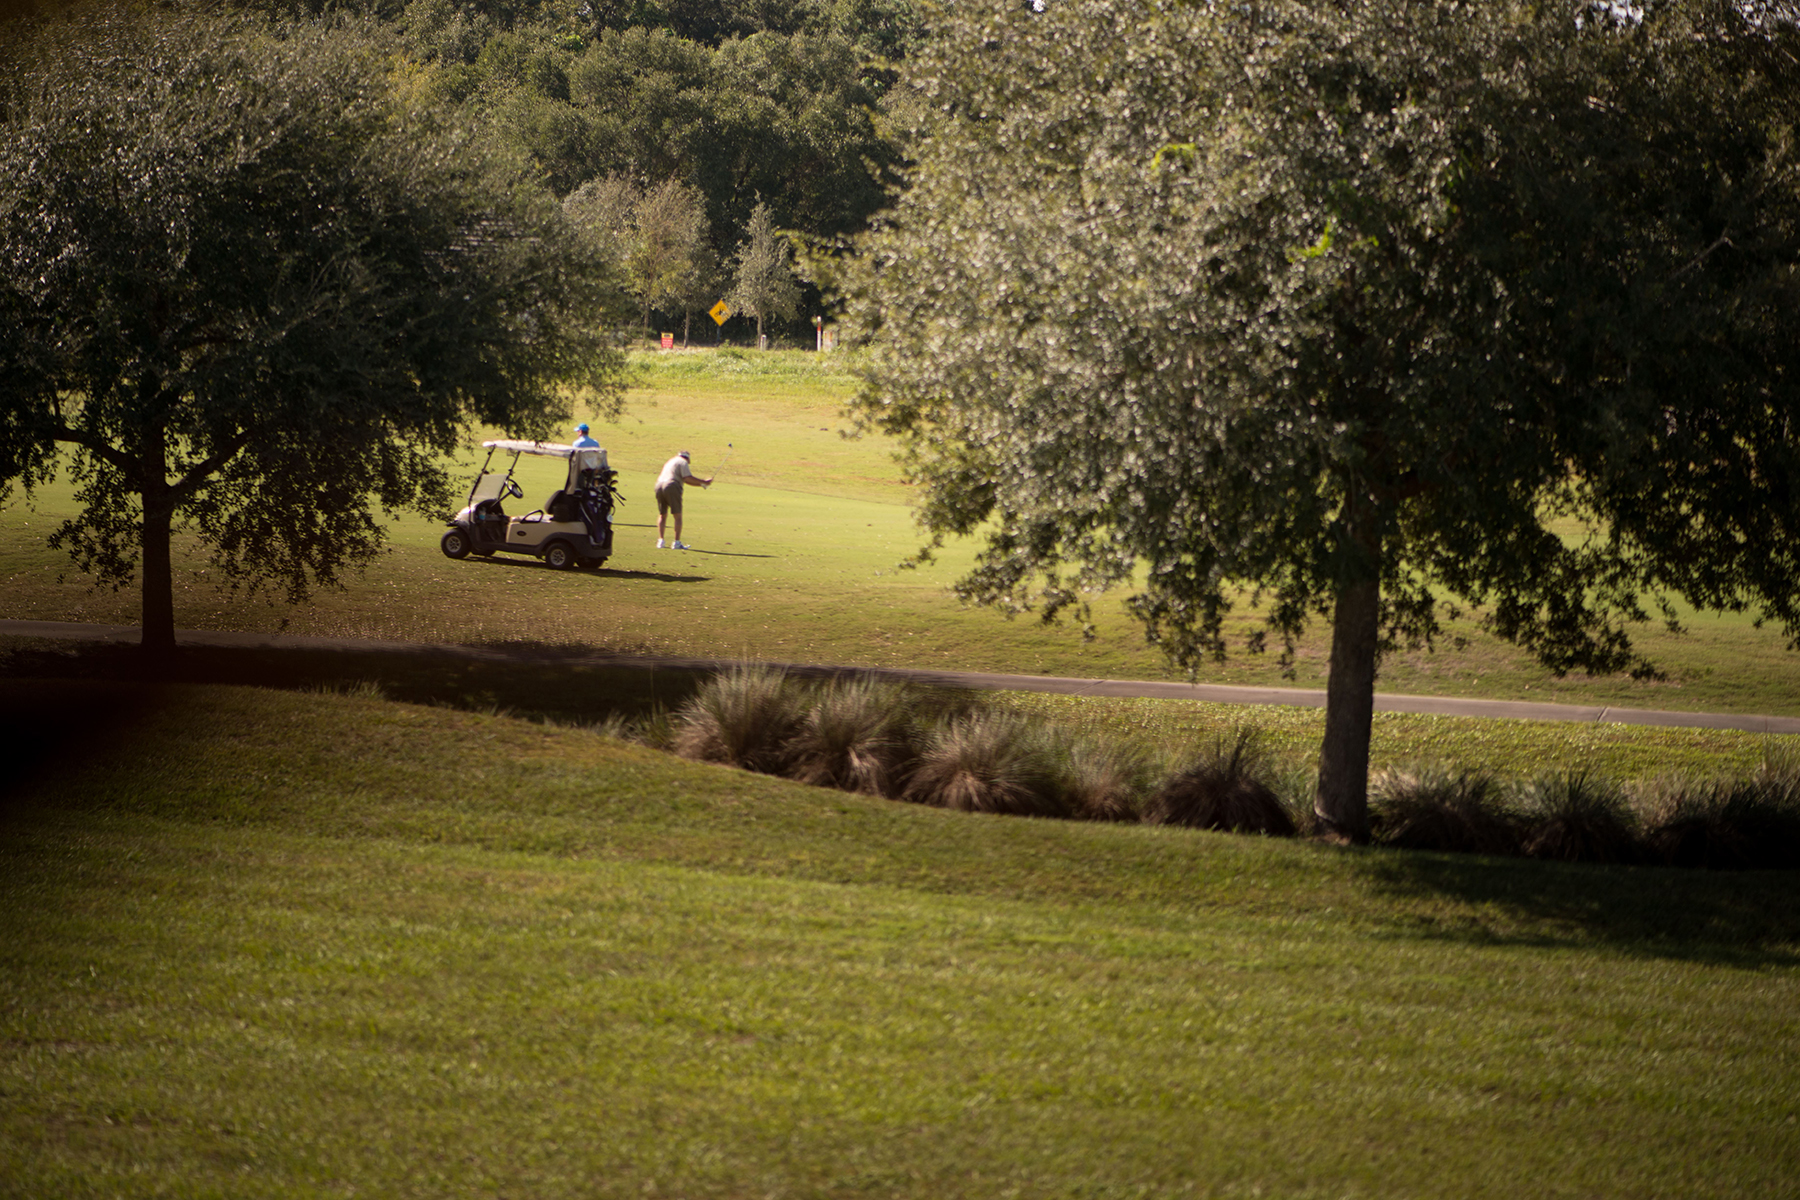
(843, 0, 1800, 839)
(403, 14, 898, 244)
(0, 7, 628, 651)
(567, 173, 711, 329)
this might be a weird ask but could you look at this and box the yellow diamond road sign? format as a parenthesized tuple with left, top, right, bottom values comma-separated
(708, 300, 731, 325)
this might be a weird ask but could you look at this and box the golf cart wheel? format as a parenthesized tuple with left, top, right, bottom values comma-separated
(543, 540, 576, 570)
(440, 529, 472, 560)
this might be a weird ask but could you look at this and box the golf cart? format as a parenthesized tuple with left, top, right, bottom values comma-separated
(439, 440, 620, 570)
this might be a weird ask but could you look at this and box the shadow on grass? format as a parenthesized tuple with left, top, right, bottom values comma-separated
(589, 567, 712, 581)
(460, 556, 708, 583)
(1355, 845, 1800, 969)
(0, 676, 179, 816)
(0, 639, 716, 731)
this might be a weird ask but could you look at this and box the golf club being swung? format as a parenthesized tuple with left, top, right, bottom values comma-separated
(713, 442, 734, 479)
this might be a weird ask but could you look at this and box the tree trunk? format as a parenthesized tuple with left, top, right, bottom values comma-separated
(1314, 497, 1382, 843)
(138, 424, 178, 655)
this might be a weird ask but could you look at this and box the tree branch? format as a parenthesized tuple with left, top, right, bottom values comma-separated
(50, 423, 135, 476)
(170, 428, 255, 504)
(1671, 234, 1734, 280)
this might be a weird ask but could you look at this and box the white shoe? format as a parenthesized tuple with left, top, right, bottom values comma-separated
(672, 541, 689, 550)
(655, 538, 665, 549)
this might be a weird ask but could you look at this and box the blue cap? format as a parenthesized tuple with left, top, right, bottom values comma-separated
(575, 423, 589, 433)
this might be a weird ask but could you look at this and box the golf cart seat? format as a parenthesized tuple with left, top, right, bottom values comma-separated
(472, 497, 507, 530)
(545, 490, 581, 523)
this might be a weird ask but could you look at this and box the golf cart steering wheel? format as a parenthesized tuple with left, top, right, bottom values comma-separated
(504, 479, 524, 500)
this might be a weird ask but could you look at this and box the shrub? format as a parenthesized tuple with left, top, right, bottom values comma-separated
(1369, 766, 1521, 857)
(1143, 729, 1295, 836)
(1643, 769, 1800, 870)
(785, 675, 930, 797)
(1048, 734, 1150, 822)
(671, 665, 816, 774)
(1518, 773, 1641, 865)
(902, 710, 1067, 818)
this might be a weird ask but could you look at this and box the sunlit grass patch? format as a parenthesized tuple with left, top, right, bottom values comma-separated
(4, 350, 1798, 717)
(622, 345, 861, 389)
(1002, 692, 1786, 782)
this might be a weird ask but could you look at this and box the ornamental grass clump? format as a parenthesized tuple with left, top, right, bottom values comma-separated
(784, 675, 931, 797)
(672, 665, 817, 775)
(1642, 768, 1800, 870)
(1369, 766, 1521, 857)
(902, 710, 1067, 818)
(1518, 773, 1641, 865)
(1142, 729, 1295, 836)
(1047, 734, 1151, 822)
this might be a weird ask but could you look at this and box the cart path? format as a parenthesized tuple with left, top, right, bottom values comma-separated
(5, 618, 1798, 736)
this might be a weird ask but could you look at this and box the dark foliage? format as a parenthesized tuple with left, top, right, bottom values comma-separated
(842, 0, 1800, 842)
(1370, 769, 1522, 858)
(1646, 775, 1800, 870)
(1143, 730, 1295, 837)
(1519, 773, 1642, 865)
(575, 0, 923, 54)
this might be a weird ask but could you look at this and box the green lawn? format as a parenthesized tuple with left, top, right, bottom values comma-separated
(3, 349, 1798, 716)
(3, 680, 1797, 1198)
(4, 346, 1796, 1195)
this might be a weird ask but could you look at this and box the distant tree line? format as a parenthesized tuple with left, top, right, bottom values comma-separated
(394, 0, 911, 342)
(1, 0, 912, 343)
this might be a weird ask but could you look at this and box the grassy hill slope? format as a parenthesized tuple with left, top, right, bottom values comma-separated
(3, 681, 1797, 1198)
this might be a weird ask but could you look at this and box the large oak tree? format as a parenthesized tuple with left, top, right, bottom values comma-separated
(843, 0, 1800, 840)
(0, 7, 628, 651)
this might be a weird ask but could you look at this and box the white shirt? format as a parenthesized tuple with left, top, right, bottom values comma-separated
(656, 455, 694, 490)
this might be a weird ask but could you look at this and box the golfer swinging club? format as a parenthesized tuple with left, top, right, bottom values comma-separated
(654, 450, 713, 550)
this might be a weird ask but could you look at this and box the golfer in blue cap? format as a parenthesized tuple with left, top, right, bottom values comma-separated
(572, 423, 599, 449)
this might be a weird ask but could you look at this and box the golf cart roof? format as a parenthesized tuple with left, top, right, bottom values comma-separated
(482, 439, 584, 458)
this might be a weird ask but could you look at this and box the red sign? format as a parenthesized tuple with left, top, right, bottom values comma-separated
(660, 333, 674, 350)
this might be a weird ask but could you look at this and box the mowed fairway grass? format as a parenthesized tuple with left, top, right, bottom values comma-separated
(3, 348, 1799, 716)
(4, 679, 1799, 1199)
